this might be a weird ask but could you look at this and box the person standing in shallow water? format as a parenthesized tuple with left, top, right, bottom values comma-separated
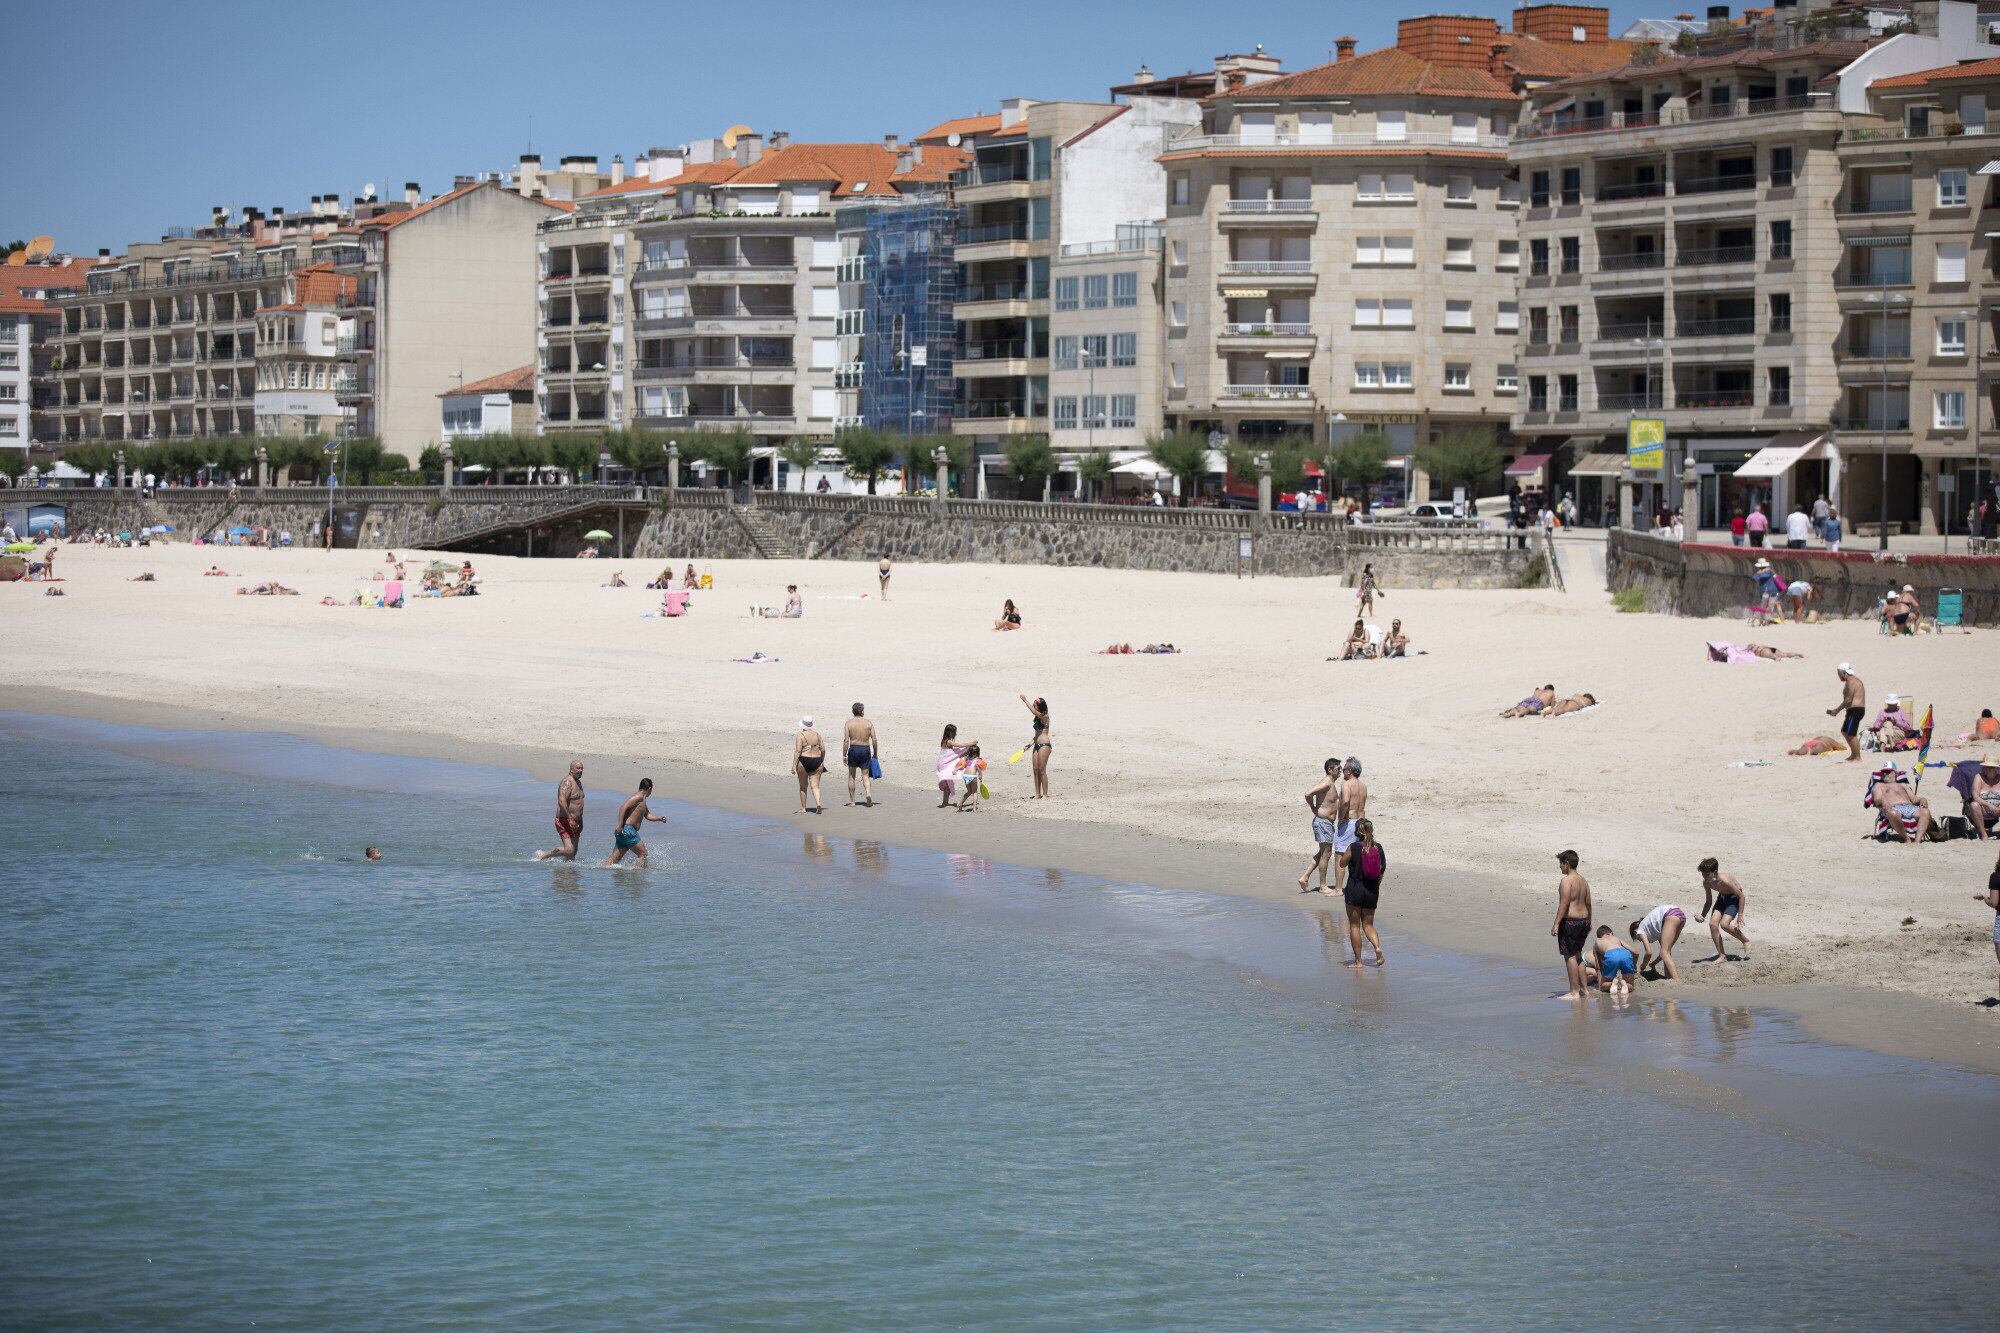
(535, 761, 586, 861)
(1343, 818, 1387, 968)
(844, 702, 878, 807)
(605, 778, 667, 867)
(1552, 849, 1593, 1000)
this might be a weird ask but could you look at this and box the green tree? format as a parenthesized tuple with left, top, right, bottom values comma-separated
(906, 432, 969, 496)
(835, 428, 899, 495)
(685, 428, 754, 490)
(0, 450, 24, 481)
(418, 445, 444, 478)
(60, 443, 114, 478)
(1227, 437, 1311, 496)
(1326, 426, 1392, 511)
(1413, 424, 1505, 507)
(1146, 429, 1212, 506)
(343, 435, 387, 483)
(545, 432, 599, 483)
(1076, 448, 1115, 503)
(601, 427, 667, 478)
(778, 437, 824, 491)
(1002, 434, 1057, 499)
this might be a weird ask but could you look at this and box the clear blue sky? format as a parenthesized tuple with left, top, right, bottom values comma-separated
(6, 0, 1659, 256)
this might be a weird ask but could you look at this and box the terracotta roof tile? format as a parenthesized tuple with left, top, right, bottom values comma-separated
(1209, 34, 1631, 103)
(914, 113, 1004, 144)
(440, 364, 536, 397)
(577, 174, 680, 200)
(0, 294, 48, 314)
(1870, 55, 2000, 90)
(0, 255, 100, 307)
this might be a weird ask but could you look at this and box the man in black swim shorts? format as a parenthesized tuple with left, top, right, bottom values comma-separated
(1826, 663, 1866, 763)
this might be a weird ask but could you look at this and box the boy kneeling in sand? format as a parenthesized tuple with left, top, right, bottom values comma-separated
(1592, 926, 1639, 994)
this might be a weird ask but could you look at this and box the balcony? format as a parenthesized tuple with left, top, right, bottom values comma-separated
(1599, 252, 1666, 273)
(1176, 130, 1507, 152)
(1674, 174, 1758, 198)
(1221, 198, 1316, 218)
(1596, 180, 1667, 203)
(962, 339, 1031, 361)
(335, 332, 373, 353)
(1676, 245, 1756, 268)
(1595, 321, 1666, 343)
(956, 280, 1043, 306)
(1677, 317, 1757, 338)
(1836, 268, 1914, 289)
(957, 221, 1032, 245)
(1220, 260, 1314, 279)
(956, 399, 1032, 420)
(1595, 392, 1665, 413)
(634, 356, 795, 380)
(1516, 94, 1817, 143)
(1221, 322, 1314, 339)
(953, 161, 1032, 187)
(1674, 391, 1757, 411)
(1839, 194, 1914, 216)
(1219, 383, 1314, 402)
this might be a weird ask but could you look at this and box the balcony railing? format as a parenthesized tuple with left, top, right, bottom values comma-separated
(1678, 317, 1757, 338)
(1222, 198, 1315, 213)
(1675, 391, 1757, 410)
(956, 281, 1042, 304)
(956, 399, 1032, 419)
(1220, 383, 1314, 400)
(1595, 322, 1666, 342)
(958, 221, 1032, 245)
(1516, 94, 1817, 142)
(1677, 244, 1757, 268)
(1845, 340, 1914, 358)
(1597, 180, 1668, 201)
(962, 340, 1031, 360)
(1222, 260, 1313, 275)
(1837, 268, 1914, 288)
(1222, 322, 1314, 337)
(1599, 251, 1666, 272)
(1840, 194, 1914, 215)
(1675, 174, 1758, 197)
(1595, 392, 1665, 412)
(1176, 130, 1507, 151)
(951, 162, 1032, 187)
(1837, 412, 1912, 430)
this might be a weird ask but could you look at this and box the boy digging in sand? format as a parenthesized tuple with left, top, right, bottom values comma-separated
(1592, 925, 1638, 994)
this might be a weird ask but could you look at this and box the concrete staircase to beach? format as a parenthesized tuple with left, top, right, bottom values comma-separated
(734, 506, 795, 559)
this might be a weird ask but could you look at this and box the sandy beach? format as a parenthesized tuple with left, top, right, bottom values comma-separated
(9, 538, 1999, 1063)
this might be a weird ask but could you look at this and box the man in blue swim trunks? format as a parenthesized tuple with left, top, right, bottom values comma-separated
(1696, 856, 1752, 961)
(1591, 925, 1637, 994)
(1298, 757, 1342, 894)
(604, 778, 667, 867)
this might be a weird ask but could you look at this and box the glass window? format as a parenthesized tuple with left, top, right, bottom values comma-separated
(1937, 242, 1968, 282)
(1496, 364, 1518, 392)
(1112, 332, 1137, 367)
(1170, 239, 1188, 266)
(1052, 335, 1078, 370)
(1939, 168, 1969, 208)
(1499, 177, 1521, 207)
(1170, 300, 1187, 327)
(1386, 174, 1415, 201)
(1557, 374, 1578, 410)
(1451, 112, 1478, 144)
(1357, 174, 1384, 201)
(1444, 300, 1472, 329)
(1560, 236, 1581, 273)
(1053, 396, 1078, 429)
(1498, 239, 1520, 270)
(1355, 235, 1382, 265)
(1769, 220, 1793, 260)
(1767, 365, 1791, 406)
(1530, 170, 1550, 207)
(1383, 298, 1412, 327)
(1961, 93, 1988, 134)
(1444, 362, 1471, 389)
(1111, 394, 1136, 429)
(1376, 111, 1407, 142)
(1082, 334, 1107, 367)
(1111, 271, 1139, 306)
(1936, 389, 1965, 427)
(1172, 175, 1190, 206)
(1384, 235, 1414, 265)
(1446, 175, 1474, 204)
(1446, 237, 1473, 267)
(1560, 167, 1581, 205)
(1383, 362, 1412, 387)
(1054, 277, 1079, 311)
(1771, 145, 1794, 188)
(1030, 136, 1053, 180)
(1028, 196, 1051, 241)
(1497, 302, 1519, 332)
(1769, 292, 1792, 332)
(1083, 274, 1108, 309)
(1354, 362, 1380, 387)
(1082, 394, 1107, 428)
(1170, 362, 1185, 388)
(1938, 318, 1967, 355)
(1353, 298, 1381, 327)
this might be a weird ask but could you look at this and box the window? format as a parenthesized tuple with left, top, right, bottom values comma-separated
(811, 238, 839, 268)
(0, 417, 19, 436)
(1938, 168, 1969, 208)
(1771, 145, 1794, 188)
(1171, 174, 1190, 206)
(1170, 362, 1185, 388)
(1452, 112, 1478, 144)
(1383, 235, 1413, 265)
(1571, 23, 1587, 40)
(1052, 335, 1078, 369)
(1497, 301, 1519, 332)
(1355, 362, 1381, 387)
(1053, 396, 1078, 429)
(1376, 110, 1407, 142)
(1769, 219, 1793, 261)
(810, 287, 838, 317)
(1962, 93, 1988, 135)
(1498, 239, 1520, 271)
(810, 387, 837, 418)
(1936, 389, 1966, 428)
(1444, 362, 1472, 390)
(0, 384, 14, 400)
(1528, 307, 1550, 343)
(1446, 174, 1474, 204)
(1083, 274, 1108, 308)
(1111, 271, 1138, 306)
(1353, 298, 1382, 327)
(1383, 298, 1413, 327)
(1170, 300, 1187, 327)
(1938, 241, 1969, 282)
(1528, 374, 1548, 410)
(1499, 177, 1521, 207)
(1111, 394, 1136, 429)
(1383, 362, 1412, 388)
(1445, 237, 1473, 268)
(1767, 365, 1791, 406)
(1112, 332, 1137, 367)
(1938, 317, 1967, 355)
(1530, 237, 1550, 275)
(1530, 170, 1551, 208)
(1170, 239, 1188, 266)
(1355, 235, 1382, 264)
(1557, 374, 1578, 411)
(1082, 334, 1107, 367)
(1559, 305, 1580, 342)
(1769, 292, 1792, 334)
(1358, 173, 1384, 201)
(790, 186, 820, 213)
(1054, 277, 1079, 311)
(1082, 394, 1107, 429)
(1496, 363, 1519, 393)
(1444, 299, 1473, 329)
(1560, 236, 1581, 274)
(1386, 173, 1415, 201)
(1298, 110, 1334, 145)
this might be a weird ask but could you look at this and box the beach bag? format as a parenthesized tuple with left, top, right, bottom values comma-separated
(868, 756, 882, 780)
(1359, 843, 1387, 880)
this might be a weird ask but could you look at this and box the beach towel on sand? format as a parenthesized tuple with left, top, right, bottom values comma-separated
(1706, 640, 1767, 665)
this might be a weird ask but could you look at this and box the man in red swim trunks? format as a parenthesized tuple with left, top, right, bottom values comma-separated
(535, 761, 586, 861)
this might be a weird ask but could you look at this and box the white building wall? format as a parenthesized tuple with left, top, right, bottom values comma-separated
(1055, 98, 1202, 246)
(0, 313, 29, 453)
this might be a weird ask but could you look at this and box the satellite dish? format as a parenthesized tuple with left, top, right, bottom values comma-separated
(24, 235, 55, 261)
(5, 251, 27, 267)
(947, 132, 962, 147)
(720, 123, 754, 149)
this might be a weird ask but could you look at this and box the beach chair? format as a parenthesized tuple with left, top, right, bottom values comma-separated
(1936, 588, 1964, 630)
(1863, 765, 1924, 840)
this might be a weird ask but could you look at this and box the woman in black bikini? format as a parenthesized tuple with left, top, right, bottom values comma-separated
(994, 598, 1023, 631)
(1020, 694, 1052, 799)
(792, 716, 826, 814)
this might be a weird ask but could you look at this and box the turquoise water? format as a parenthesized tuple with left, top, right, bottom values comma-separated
(2, 717, 1995, 1329)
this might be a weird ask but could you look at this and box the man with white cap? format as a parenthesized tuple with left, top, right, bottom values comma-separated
(1870, 692, 1914, 748)
(1826, 663, 1866, 762)
(1752, 557, 1782, 611)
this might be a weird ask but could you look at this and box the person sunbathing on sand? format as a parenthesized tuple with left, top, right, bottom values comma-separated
(203, 565, 229, 577)
(1382, 619, 1410, 658)
(683, 563, 699, 590)
(1338, 619, 1372, 661)
(236, 581, 299, 596)
(128, 573, 156, 582)
(604, 571, 628, 588)
(1543, 693, 1598, 717)
(994, 598, 1023, 631)
(1788, 735, 1847, 755)
(1745, 643, 1802, 660)
(648, 566, 674, 589)
(1502, 686, 1557, 718)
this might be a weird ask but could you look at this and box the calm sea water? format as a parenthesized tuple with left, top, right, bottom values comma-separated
(2, 716, 1995, 1330)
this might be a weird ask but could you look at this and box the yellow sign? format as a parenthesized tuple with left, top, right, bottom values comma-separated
(1626, 418, 1665, 472)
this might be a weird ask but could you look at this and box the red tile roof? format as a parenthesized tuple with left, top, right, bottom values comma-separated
(0, 294, 48, 314)
(1870, 54, 2000, 90)
(1208, 30, 1632, 103)
(577, 174, 679, 200)
(439, 364, 535, 398)
(914, 113, 1004, 144)
(360, 180, 572, 231)
(0, 256, 100, 308)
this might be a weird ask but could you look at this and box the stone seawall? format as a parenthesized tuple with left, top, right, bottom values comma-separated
(1607, 529, 2000, 626)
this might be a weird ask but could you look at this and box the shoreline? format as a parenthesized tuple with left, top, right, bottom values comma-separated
(15, 682, 2000, 1075)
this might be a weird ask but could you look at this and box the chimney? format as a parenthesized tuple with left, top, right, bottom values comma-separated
(648, 145, 685, 181)
(610, 154, 625, 184)
(898, 147, 915, 174)
(518, 153, 541, 197)
(1132, 64, 1154, 83)
(1510, 5, 1609, 43)
(1399, 15, 1502, 68)
(1335, 35, 1357, 62)
(1707, 4, 1728, 20)
(1489, 41, 1511, 77)
(559, 155, 599, 173)
(883, 132, 899, 151)
(733, 132, 764, 165)
(770, 129, 791, 150)
(99, 247, 110, 258)
(404, 181, 421, 205)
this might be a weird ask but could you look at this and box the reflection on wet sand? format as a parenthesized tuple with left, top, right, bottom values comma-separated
(1043, 867, 1066, 889)
(550, 865, 582, 895)
(1710, 1005, 1754, 1055)
(947, 853, 994, 881)
(852, 840, 889, 876)
(801, 832, 833, 862)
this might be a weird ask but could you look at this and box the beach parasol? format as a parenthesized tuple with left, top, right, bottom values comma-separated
(154, 523, 175, 532)
(583, 529, 614, 541)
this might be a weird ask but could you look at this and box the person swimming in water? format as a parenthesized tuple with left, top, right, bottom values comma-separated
(605, 778, 667, 867)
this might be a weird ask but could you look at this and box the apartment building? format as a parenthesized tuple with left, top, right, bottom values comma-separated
(1047, 225, 1167, 455)
(1836, 51, 2000, 535)
(334, 179, 579, 454)
(834, 189, 959, 437)
(1160, 8, 1632, 500)
(0, 255, 92, 459)
(1511, 0, 1996, 527)
(252, 263, 357, 437)
(933, 89, 1206, 450)
(440, 365, 535, 440)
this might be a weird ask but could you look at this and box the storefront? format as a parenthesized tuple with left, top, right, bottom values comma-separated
(1566, 446, 1626, 526)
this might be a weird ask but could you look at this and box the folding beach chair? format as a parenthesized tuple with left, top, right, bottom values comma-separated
(1936, 588, 1964, 630)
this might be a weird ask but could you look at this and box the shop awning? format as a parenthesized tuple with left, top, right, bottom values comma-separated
(1846, 232, 1912, 247)
(1505, 446, 1558, 477)
(1568, 452, 1628, 477)
(1733, 432, 1827, 480)
(1222, 287, 1268, 298)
